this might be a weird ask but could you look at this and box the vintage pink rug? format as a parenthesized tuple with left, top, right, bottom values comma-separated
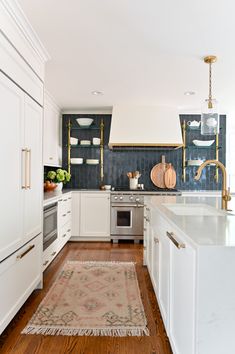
(22, 261, 149, 336)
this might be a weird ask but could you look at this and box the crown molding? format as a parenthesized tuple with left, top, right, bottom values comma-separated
(62, 107, 113, 114)
(1, 0, 50, 63)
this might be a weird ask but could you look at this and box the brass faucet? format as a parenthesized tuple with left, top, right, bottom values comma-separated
(194, 160, 231, 210)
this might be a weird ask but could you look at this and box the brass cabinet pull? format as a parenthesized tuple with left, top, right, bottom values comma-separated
(43, 260, 49, 266)
(63, 199, 68, 202)
(62, 214, 67, 217)
(21, 148, 27, 189)
(17, 244, 35, 260)
(67, 211, 71, 214)
(62, 233, 66, 238)
(27, 149, 31, 189)
(166, 231, 185, 249)
(67, 229, 71, 232)
(51, 251, 57, 256)
(154, 237, 159, 244)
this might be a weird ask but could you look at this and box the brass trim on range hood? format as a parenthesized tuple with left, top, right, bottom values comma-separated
(108, 143, 184, 150)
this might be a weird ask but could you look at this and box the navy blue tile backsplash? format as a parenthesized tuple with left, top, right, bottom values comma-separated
(61, 114, 226, 190)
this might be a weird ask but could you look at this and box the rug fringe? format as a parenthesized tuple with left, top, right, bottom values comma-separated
(22, 326, 149, 337)
(66, 261, 137, 266)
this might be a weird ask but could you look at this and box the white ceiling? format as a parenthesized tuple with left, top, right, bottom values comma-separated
(18, 0, 235, 113)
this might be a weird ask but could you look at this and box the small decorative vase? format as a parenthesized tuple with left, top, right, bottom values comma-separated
(56, 182, 63, 191)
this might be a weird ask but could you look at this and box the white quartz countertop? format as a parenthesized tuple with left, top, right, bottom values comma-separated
(146, 195, 235, 247)
(43, 189, 110, 205)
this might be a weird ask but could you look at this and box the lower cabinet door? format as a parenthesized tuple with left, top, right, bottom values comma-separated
(80, 193, 110, 237)
(169, 235, 196, 354)
(0, 234, 42, 334)
(151, 230, 160, 296)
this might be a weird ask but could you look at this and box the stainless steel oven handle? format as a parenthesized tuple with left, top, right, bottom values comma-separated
(112, 204, 144, 208)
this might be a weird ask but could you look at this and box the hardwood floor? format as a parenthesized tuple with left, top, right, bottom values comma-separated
(0, 242, 172, 354)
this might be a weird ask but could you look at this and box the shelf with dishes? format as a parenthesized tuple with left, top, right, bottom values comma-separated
(67, 118, 104, 182)
(181, 120, 220, 183)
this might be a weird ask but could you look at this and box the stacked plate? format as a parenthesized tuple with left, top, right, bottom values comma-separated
(86, 159, 99, 165)
(71, 158, 83, 164)
(80, 140, 91, 146)
(70, 137, 78, 145)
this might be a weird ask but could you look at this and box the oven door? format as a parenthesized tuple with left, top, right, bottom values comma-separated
(111, 204, 143, 236)
(43, 203, 58, 251)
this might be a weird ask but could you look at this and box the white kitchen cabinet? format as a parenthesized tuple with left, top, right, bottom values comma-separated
(0, 72, 43, 262)
(80, 193, 110, 238)
(43, 92, 62, 167)
(151, 230, 160, 296)
(0, 233, 42, 334)
(71, 192, 81, 238)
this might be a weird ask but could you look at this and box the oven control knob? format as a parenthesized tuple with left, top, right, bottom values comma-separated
(129, 196, 134, 200)
(119, 196, 123, 200)
(135, 198, 140, 202)
(114, 196, 118, 200)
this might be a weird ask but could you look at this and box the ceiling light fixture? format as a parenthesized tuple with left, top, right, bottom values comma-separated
(201, 55, 219, 135)
(184, 91, 195, 96)
(91, 90, 103, 96)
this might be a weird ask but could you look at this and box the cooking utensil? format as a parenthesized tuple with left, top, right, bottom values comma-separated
(127, 172, 133, 178)
(164, 163, 176, 189)
(150, 155, 168, 188)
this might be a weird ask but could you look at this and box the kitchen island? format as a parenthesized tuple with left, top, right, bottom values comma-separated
(144, 195, 235, 354)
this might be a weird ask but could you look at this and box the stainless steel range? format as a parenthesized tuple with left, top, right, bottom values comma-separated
(111, 193, 144, 243)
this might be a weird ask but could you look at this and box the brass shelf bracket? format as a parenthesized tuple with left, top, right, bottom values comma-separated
(100, 119, 104, 183)
(215, 132, 219, 183)
(182, 120, 186, 182)
(67, 119, 71, 174)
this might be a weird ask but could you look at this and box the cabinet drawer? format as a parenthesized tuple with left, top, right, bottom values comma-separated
(42, 240, 59, 271)
(59, 221, 72, 244)
(0, 234, 42, 334)
(58, 194, 72, 227)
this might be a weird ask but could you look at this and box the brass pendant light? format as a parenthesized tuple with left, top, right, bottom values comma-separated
(201, 55, 220, 135)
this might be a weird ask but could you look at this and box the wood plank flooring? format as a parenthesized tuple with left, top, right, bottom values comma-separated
(0, 242, 172, 354)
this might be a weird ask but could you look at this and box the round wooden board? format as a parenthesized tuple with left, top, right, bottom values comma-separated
(150, 162, 168, 188)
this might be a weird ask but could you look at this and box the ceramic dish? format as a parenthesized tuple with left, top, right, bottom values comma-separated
(93, 137, 101, 145)
(187, 159, 204, 166)
(70, 137, 78, 145)
(86, 159, 99, 165)
(76, 118, 93, 127)
(104, 185, 111, 190)
(71, 158, 83, 164)
(192, 139, 215, 147)
(80, 140, 91, 145)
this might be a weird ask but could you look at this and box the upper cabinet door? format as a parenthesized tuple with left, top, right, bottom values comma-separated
(0, 72, 24, 261)
(24, 95, 43, 241)
(43, 94, 61, 167)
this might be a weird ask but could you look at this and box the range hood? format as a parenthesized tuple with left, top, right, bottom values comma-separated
(109, 105, 183, 149)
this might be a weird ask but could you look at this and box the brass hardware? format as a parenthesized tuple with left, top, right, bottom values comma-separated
(182, 120, 186, 182)
(204, 55, 217, 64)
(51, 251, 57, 256)
(144, 228, 147, 231)
(43, 260, 49, 266)
(62, 234, 66, 238)
(67, 211, 71, 214)
(63, 199, 68, 201)
(215, 133, 219, 183)
(21, 148, 27, 189)
(67, 229, 71, 232)
(146, 207, 150, 211)
(49, 157, 53, 160)
(26, 149, 31, 189)
(100, 119, 104, 183)
(62, 214, 67, 217)
(67, 120, 71, 175)
(17, 244, 35, 260)
(154, 237, 159, 244)
(144, 216, 150, 222)
(195, 160, 231, 210)
(203, 55, 217, 109)
(68, 197, 72, 200)
(58, 199, 63, 202)
(166, 231, 185, 249)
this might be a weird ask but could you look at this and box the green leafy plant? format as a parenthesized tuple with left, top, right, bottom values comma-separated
(45, 169, 71, 185)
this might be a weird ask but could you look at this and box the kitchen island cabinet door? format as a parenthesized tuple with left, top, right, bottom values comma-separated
(24, 95, 43, 242)
(151, 230, 160, 297)
(0, 72, 24, 262)
(169, 232, 196, 354)
(80, 193, 110, 238)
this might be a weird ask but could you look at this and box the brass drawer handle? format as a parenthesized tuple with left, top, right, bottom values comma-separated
(51, 251, 57, 256)
(67, 229, 71, 232)
(154, 237, 159, 244)
(166, 231, 185, 249)
(63, 199, 68, 202)
(43, 260, 49, 266)
(62, 214, 67, 217)
(17, 244, 35, 260)
(62, 234, 66, 238)
(67, 211, 71, 214)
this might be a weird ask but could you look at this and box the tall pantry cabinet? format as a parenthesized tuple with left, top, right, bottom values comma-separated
(0, 0, 48, 334)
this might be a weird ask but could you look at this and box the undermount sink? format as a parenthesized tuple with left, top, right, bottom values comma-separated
(163, 203, 228, 216)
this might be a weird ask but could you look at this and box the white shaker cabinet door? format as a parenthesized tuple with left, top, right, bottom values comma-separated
(151, 230, 160, 296)
(80, 193, 110, 237)
(24, 95, 43, 241)
(71, 192, 80, 237)
(0, 72, 24, 261)
(169, 234, 196, 354)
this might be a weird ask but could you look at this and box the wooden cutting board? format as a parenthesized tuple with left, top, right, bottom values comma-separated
(164, 163, 176, 189)
(150, 155, 168, 188)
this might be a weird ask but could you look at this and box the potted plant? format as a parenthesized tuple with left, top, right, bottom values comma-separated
(44, 169, 71, 192)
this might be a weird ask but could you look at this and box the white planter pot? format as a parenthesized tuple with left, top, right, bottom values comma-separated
(56, 182, 63, 191)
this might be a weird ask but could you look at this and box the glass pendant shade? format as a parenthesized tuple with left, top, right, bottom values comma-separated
(201, 99, 219, 135)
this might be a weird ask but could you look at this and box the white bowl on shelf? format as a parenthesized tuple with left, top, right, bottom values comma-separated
(76, 118, 94, 127)
(93, 137, 101, 145)
(187, 159, 204, 166)
(104, 184, 111, 190)
(70, 137, 78, 145)
(71, 158, 83, 164)
(86, 159, 99, 165)
(192, 139, 215, 147)
(80, 140, 91, 145)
